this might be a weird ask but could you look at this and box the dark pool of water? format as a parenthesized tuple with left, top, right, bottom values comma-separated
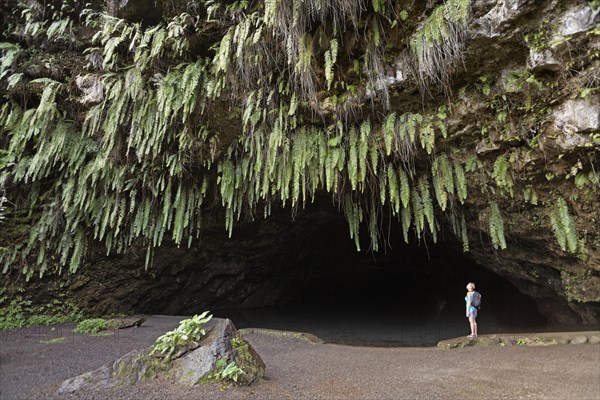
(214, 296, 552, 347)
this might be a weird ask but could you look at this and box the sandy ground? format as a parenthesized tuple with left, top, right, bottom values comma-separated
(1, 316, 599, 400)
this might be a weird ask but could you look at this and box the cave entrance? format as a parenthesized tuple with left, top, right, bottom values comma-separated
(206, 210, 548, 347)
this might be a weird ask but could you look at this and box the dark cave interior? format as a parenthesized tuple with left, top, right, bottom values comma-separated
(173, 208, 551, 346)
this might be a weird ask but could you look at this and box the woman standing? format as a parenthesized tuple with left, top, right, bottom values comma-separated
(465, 282, 478, 338)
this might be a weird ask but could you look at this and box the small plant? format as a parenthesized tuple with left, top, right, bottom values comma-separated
(219, 361, 243, 383)
(231, 336, 244, 348)
(550, 197, 579, 253)
(0, 295, 28, 330)
(74, 318, 107, 334)
(0, 289, 84, 331)
(152, 311, 212, 361)
(525, 30, 549, 52)
(516, 338, 527, 346)
(202, 357, 244, 389)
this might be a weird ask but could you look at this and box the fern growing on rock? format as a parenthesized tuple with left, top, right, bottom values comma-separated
(488, 201, 507, 250)
(410, 0, 471, 92)
(5, 0, 593, 279)
(549, 198, 578, 253)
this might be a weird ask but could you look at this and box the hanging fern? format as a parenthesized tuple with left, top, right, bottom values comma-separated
(549, 198, 578, 253)
(488, 201, 507, 250)
(325, 38, 338, 90)
(384, 113, 396, 156)
(410, 0, 470, 91)
(418, 176, 435, 238)
(411, 186, 425, 239)
(454, 160, 467, 203)
(492, 154, 514, 197)
(387, 164, 400, 214)
(460, 212, 469, 252)
(0, 0, 514, 277)
(431, 154, 454, 211)
(0, 43, 22, 80)
(523, 186, 538, 205)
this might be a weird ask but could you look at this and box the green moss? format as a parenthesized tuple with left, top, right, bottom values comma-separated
(196, 337, 264, 387)
(115, 353, 171, 384)
(231, 336, 265, 383)
(74, 318, 107, 334)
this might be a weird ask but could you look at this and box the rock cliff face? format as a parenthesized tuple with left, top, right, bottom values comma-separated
(0, 0, 598, 326)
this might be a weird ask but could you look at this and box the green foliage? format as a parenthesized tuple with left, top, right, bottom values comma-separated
(549, 198, 578, 253)
(432, 154, 455, 211)
(152, 312, 213, 361)
(503, 70, 543, 94)
(5, 0, 571, 278)
(454, 160, 467, 204)
(219, 361, 244, 383)
(464, 155, 479, 173)
(74, 318, 107, 334)
(418, 176, 436, 240)
(0, 293, 28, 330)
(202, 356, 244, 387)
(461, 216, 469, 251)
(574, 171, 599, 190)
(524, 30, 549, 52)
(0, 43, 22, 80)
(488, 201, 506, 250)
(325, 39, 338, 91)
(0, 289, 83, 330)
(410, 0, 471, 90)
(492, 155, 514, 197)
(523, 186, 539, 205)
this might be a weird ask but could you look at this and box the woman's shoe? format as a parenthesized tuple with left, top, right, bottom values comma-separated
(467, 335, 474, 338)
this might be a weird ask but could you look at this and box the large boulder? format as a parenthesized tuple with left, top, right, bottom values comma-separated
(58, 350, 147, 394)
(172, 318, 265, 386)
(57, 318, 265, 395)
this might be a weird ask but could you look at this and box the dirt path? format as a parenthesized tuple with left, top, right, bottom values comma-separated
(1, 316, 599, 400)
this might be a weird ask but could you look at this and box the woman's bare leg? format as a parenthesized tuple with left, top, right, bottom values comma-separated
(469, 316, 478, 337)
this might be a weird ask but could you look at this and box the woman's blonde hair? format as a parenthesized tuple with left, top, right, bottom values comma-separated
(467, 282, 476, 290)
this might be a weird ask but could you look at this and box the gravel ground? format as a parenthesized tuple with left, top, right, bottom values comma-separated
(1, 316, 599, 400)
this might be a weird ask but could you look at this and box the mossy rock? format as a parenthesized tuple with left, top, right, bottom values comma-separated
(231, 336, 266, 384)
(171, 318, 265, 386)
